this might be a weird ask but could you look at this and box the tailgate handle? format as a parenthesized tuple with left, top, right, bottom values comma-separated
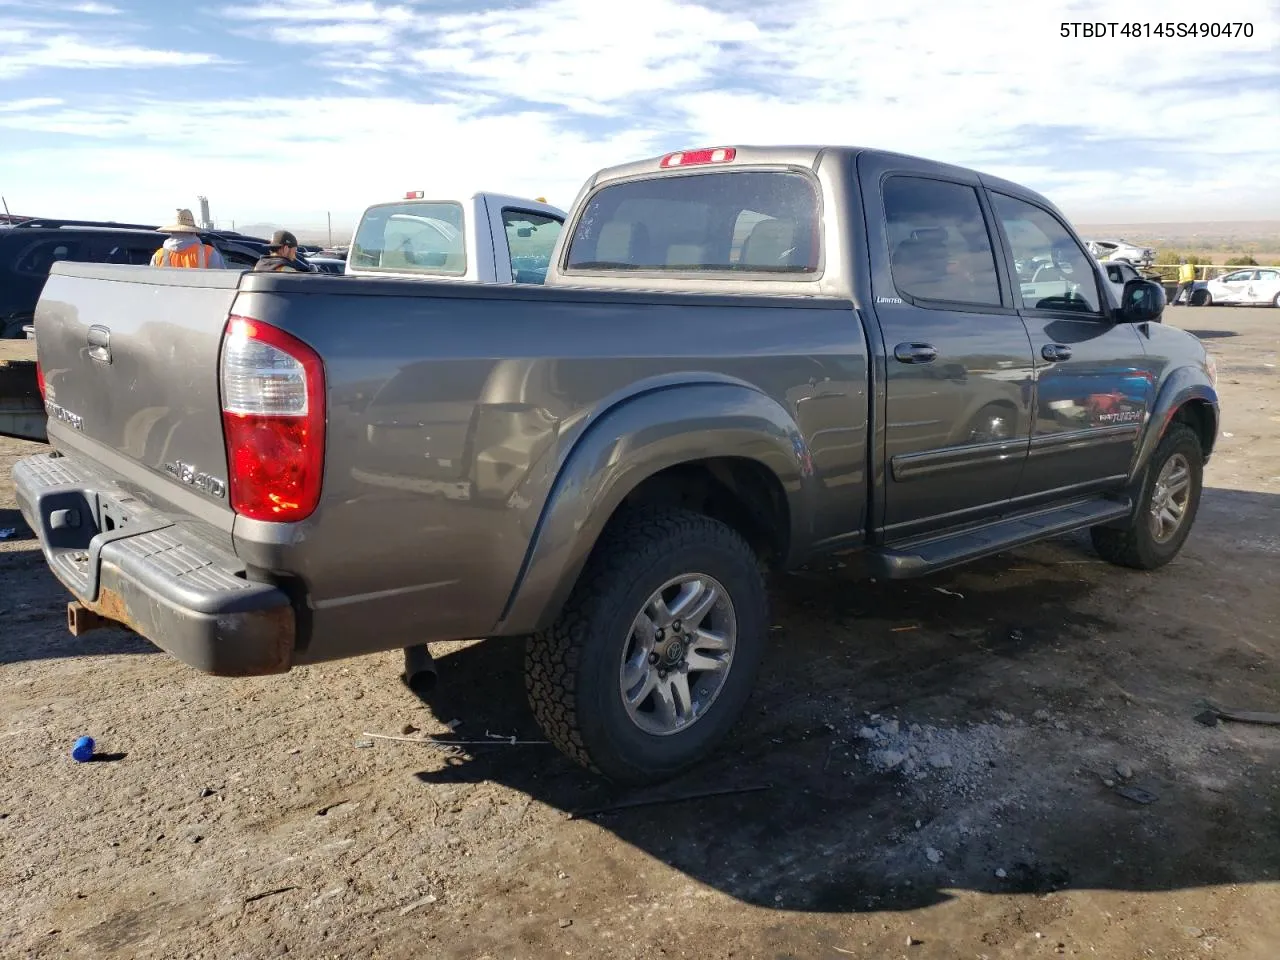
(87, 325, 112, 365)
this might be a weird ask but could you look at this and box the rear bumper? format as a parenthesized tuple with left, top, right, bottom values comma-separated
(12, 451, 297, 676)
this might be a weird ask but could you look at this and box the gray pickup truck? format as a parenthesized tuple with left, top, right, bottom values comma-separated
(14, 145, 1219, 785)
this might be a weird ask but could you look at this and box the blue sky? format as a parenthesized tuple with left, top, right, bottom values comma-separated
(1, 0, 1277, 233)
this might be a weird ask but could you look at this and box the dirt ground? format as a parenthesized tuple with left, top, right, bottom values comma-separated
(2, 306, 1277, 960)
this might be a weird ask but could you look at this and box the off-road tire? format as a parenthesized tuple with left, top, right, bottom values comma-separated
(525, 506, 768, 786)
(1091, 424, 1203, 570)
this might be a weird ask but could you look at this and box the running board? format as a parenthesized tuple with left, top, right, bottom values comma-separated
(866, 497, 1133, 579)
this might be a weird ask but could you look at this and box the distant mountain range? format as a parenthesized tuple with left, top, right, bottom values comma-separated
(1075, 220, 1280, 253)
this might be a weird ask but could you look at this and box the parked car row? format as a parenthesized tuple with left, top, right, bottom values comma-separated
(0, 218, 333, 338)
(1174, 267, 1280, 307)
(1, 191, 569, 337)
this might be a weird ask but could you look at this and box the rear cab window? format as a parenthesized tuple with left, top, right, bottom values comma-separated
(563, 170, 821, 276)
(350, 201, 466, 275)
(502, 208, 563, 284)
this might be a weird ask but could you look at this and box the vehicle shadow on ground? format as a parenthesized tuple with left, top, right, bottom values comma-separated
(0, 508, 157, 664)
(405, 487, 1279, 913)
(0, 506, 31, 540)
(1183, 329, 1239, 340)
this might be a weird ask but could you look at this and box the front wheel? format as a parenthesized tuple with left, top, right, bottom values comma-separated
(525, 507, 768, 785)
(1091, 424, 1203, 570)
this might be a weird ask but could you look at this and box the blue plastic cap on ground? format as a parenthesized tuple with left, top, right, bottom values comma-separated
(71, 736, 95, 763)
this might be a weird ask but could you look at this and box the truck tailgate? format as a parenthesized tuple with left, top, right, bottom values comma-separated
(35, 262, 243, 531)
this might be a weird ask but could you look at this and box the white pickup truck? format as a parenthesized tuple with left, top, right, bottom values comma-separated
(344, 191, 567, 284)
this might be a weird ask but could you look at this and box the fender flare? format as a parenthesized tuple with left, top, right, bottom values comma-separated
(1129, 366, 1219, 483)
(493, 380, 817, 636)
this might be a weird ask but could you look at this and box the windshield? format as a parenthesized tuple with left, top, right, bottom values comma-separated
(350, 201, 466, 275)
(564, 170, 821, 274)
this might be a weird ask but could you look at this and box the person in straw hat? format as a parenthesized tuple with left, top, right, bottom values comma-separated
(150, 208, 226, 269)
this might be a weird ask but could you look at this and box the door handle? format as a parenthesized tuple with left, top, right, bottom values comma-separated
(893, 342, 938, 364)
(1041, 343, 1072, 362)
(86, 324, 112, 365)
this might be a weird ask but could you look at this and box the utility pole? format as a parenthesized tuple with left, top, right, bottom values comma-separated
(327, 211, 332, 247)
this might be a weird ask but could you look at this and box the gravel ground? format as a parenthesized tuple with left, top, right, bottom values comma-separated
(1, 305, 1278, 960)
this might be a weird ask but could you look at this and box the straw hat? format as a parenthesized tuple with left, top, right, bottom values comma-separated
(160, 208, 200, 233)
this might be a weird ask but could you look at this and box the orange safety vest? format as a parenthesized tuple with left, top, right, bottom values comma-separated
(151, 244, 218, 268)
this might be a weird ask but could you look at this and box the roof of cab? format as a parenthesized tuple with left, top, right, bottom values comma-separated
(582, 144, 1065, 223)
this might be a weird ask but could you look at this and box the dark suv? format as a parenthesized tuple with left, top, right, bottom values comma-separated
(0, 219, 292, 338)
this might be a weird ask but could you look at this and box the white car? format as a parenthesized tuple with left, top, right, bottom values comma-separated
(1201, 268, 1280, 307)
(1085, 238, 1155, 267)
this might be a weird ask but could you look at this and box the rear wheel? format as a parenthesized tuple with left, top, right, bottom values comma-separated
(1191, 289, 1212, 307)
(1091, 424, 1203, 570)
(525, 506, 767, 785)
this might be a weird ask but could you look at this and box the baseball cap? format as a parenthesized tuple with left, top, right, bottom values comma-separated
(268, 229, 298, 250)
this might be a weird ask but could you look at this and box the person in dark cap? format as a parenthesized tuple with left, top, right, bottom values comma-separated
(253, 229, 315, 272)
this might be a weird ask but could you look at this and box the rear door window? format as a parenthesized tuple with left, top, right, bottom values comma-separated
(502, 209, 563, 284)
(350, 201, 466, 275)
(881, 176, 1002, 307)
(564, 170, 821, 274)
(90, 233, 161, 265)
(14, 238, 88, 276)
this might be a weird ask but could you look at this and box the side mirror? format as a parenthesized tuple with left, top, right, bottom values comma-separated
(517, 227, 534, 238)
(1118, 278, 1165, 323)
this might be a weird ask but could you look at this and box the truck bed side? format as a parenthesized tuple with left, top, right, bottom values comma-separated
(229, 273, 871, 663)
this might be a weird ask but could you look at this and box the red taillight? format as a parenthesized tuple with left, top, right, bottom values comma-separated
(659, 147, 737, 168)
(35, 360, 46, 402)
(405, 190, 424, 199)
(219, 315, 325, 522)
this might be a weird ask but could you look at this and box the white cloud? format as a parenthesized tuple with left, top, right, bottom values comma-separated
(0, 97, 64, 113)
(0, 0, 121, 8)
(0, 29, 226, 79)
(266, 22, 398, 46)
(411, 0, 761, 112)
(1, 0, 1277, 223)
(0, 96, 662, 226)
(225, 0, 415, 21)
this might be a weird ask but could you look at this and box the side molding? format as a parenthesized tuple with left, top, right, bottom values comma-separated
(494, 381, 816, 635)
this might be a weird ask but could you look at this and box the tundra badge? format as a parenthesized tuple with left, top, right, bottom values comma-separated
(45, 401, 84, 431)
(164, 460, 227, 499)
